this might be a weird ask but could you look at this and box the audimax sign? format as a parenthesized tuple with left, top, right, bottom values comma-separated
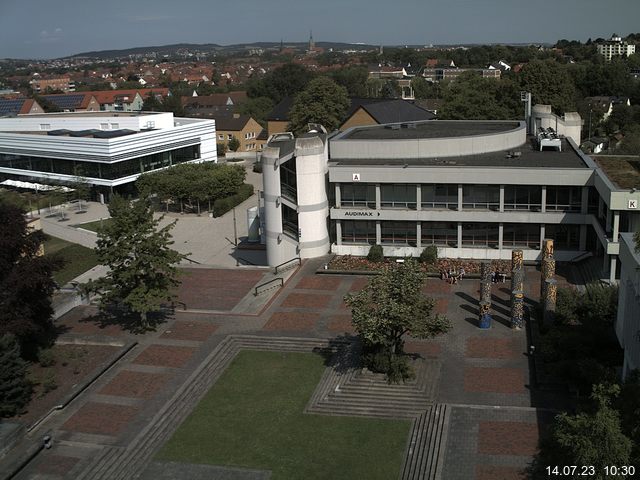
(343, 211, 381, 217)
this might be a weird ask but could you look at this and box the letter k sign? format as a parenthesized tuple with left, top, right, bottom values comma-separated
(629, 199, 638, 209)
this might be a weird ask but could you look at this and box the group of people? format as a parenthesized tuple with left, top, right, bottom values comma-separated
(439, 267, 507, 284)
(441, 267, 465, 284)
(492, 270, 507, 283)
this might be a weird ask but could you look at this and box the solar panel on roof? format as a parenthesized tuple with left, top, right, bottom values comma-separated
(43, 94, 85, 109)
(92, 129, 136, 139)
(0, 99, 25, 116)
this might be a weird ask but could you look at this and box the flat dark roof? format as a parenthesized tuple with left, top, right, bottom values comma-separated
(330, 138, 589, 169)
(341, 120, 521, 140)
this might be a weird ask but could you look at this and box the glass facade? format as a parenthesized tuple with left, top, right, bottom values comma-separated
(463, 185, 500, 210)
(0, 145, 200, 181)
(546, 186, 582, 212)
(461, 223, 499, 248)
(421, 222, 458, 247)
(381, 184, 416, 209)
(341, 184, 376, 208)
(421, 184, 457, 209)
(545, 224, 580, 249)
(282, 204, 298, 239)
(341, 220, 376, 244)
(502, 223, 540, 248)
(381, 221, 416, 245)
(504, 185, 542, 211)
(279, 159, 297, 202)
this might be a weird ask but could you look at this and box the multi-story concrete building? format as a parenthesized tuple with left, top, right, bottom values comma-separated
(261, 107, 640, 283)
(597, 34, 636, 62)
(0, 111, 216, 200)
(30, 76, 75, 93)
(616, 233, 640, 378)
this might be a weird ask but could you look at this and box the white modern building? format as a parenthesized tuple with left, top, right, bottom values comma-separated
(261, 107, 640, 281)
(597, 34, 636, 62)
(0, 111, 216, 199)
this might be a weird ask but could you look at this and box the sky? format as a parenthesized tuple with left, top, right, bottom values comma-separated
(1, 0, 639, 59)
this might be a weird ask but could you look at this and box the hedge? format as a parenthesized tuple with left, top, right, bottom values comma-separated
(213, 183, 254, 217)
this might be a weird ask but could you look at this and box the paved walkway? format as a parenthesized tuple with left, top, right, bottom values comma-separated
(4, 258, 572, 480)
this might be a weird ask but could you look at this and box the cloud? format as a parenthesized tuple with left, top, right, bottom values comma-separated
(38, 27, 63, 43)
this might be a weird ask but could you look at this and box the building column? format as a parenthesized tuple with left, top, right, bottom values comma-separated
(335, 183, 341, 208)
(541, 185, 547, 213)
(613, 211, 620, 242)
(499, 185, 505, 212)
(416, 222, 422, 249)
(579, 224, 587, 251)
(609, 256, 617, 283)
(375, 184, 381, 210)
(539, 224, 545, 251)
(416, 184, 421, 211)
(498, 223, 504, 251)
(581, 186, 589, 214)
(336, 220, 342, 246)
(457, 222, 463, 248)
(458, 184, 463, 211)
(376, 220, 381, 245)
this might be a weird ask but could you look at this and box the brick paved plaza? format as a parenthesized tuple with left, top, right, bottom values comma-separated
(7, 258, 572, 480)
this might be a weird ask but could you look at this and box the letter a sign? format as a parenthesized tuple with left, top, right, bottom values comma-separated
(352, 173, 361, 182)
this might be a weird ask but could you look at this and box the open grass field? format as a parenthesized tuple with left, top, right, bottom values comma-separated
(157, 350, 411, 480)
(44, 235, 99, 285)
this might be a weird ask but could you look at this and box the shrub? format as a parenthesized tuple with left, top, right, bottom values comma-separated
(38, 349, 56, 367)
(366, 244, 384, 263)
(419, 245, 438, 264)
(253, 161, 263, 173)
(362, 345, 415, 384)
(216, 142, 227, 156)
(212, 183, 254, 217)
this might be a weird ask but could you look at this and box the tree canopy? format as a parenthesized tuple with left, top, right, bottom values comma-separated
(288, 76, 349, 134)
(84, 196, 186, 330)
(530, 384, 632, 479)
(519, 59, 577, 113)
(0, 201, 62, 355)
(344, 259, 451, 381)
(136, 163, 246, 213)
(246, 63, 315, 104)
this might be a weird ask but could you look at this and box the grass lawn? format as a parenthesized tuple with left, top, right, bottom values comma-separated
(157, 350, 411, 480)
(74, 218, 112, 232)
(44, 236, 99, 285)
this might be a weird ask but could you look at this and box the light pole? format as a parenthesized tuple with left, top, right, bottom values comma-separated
(588, 108, 592, 141)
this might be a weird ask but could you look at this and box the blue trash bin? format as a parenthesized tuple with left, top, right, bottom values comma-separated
(479, 313, 492, 329)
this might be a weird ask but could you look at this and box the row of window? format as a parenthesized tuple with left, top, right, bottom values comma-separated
(340, 184, 596, 213)
(0, 145, 200, 180)
(340, 220, 580, 250)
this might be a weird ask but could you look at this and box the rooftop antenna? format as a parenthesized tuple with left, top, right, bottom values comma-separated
(520, 91, 532, 134)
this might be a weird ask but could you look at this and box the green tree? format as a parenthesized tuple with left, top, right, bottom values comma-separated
(440, 72, 516, 120)
(227, 136, 241, 152)
(0, 201, 62, 355)
(84, 195, 186, 330)
(330, 66, 368, 97)
(344, 259, 451, 382)
(237, 96, 274, 127)
(0, 334, 32, 417)
(72, 165, 91, 212)
(247, 63, 315, 104)
(530, 384, 632, 479)
(288, 77, 349, 134)
(518, 59, 576, 113)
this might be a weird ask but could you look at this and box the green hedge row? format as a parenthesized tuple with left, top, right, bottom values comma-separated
(213, 184, 254, 217)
